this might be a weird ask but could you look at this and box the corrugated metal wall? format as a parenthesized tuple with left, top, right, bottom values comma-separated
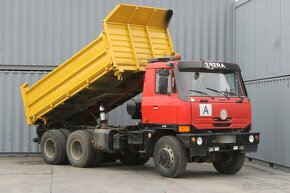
(0, 0, 235, 153)
(245, 77, 290, 167)
(0, 71, 48, 153)
(235, 0, 290, 167)
(0, 0, 234, 65)
(234, 0, 290, 81)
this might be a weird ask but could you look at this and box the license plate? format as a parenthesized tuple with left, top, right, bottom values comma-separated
(216, 135, 236, 143)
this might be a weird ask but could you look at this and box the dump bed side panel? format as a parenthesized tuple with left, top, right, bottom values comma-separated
(21, 35, 111, 124)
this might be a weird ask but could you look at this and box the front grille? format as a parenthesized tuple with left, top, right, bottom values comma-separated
(213, 123, 231, 127)
(213, 117, 232, 122)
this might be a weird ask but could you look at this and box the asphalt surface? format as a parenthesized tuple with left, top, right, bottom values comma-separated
(0, 157, 289, 193)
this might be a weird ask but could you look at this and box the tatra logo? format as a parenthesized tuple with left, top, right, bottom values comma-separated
(204, 62, 226, 69)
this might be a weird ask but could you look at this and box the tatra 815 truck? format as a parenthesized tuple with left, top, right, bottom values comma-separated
(21, 4, 259, 177)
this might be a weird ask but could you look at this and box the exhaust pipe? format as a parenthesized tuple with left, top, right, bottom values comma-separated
(99, 104, 108, 128)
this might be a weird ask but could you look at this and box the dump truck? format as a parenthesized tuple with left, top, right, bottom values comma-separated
(21, 4, 259, 177)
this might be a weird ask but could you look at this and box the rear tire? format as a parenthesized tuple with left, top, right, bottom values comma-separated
(58, 128, 71, 163)
(153, 136, 187, 178)
(66, 130, 97, 168)
(213, 151, 245, 174)
(58, 128, 71, 139)
(119, 153, 149, 166)
(41, 130, 67, 165)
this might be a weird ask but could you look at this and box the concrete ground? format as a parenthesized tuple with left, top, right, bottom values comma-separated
(0, 157, 289, 193)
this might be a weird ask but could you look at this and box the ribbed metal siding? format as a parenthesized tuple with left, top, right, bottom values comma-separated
(0, 71, 48, 153)
(234, 0, 290, 81)
(0, 0, 234, 66)
(235, 0, 290, 168)
(245, 77, 290, 167)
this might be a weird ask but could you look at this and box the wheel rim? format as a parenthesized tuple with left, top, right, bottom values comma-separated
(157, 145, 174, 169)
(44, 138, 56, 159)
(70, 139, 83, 161)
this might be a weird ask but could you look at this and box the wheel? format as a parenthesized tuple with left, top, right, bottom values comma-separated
(153, 136, 187, 178)
(58, 128, 71, 163)
(118, 153, 149, 166)
(41, 130, 67, 165)
(66, 130, 99, 168)
(213, 150, 245, 174)
(58, 128, 71, 139)
(103, 153, 118, 163)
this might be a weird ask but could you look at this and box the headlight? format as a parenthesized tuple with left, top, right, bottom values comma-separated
(249, 135, 254, 143)
(197, 137, 203, 145)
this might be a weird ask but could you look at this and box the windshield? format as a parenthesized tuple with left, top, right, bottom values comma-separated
(174, 68, 246, 99)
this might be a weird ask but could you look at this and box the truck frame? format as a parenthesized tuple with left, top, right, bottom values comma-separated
(21, 4, 259, 178)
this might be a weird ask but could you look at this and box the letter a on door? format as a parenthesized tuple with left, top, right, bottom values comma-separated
(199, 104, 212, 116)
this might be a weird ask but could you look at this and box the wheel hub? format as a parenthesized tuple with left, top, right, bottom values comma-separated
(70, 139, 83, 161)
(158, 145, 174, 169)
(44, 138, 56, 159)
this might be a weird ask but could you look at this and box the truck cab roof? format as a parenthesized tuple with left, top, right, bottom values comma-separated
(147, 58, 241, 72)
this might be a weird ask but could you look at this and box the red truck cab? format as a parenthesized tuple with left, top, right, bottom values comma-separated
(142, 60, 251, 130)
(135, 58, 259, 176)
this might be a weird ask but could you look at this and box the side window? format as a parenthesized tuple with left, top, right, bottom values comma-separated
(156, 69, 171, 94)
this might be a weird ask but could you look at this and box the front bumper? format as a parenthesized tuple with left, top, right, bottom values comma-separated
(176, 131, 259, 157)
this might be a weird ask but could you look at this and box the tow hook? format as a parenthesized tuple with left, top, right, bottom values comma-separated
(32, 138, 39, 143)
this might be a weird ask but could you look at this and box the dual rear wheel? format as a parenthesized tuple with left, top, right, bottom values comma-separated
(41, 129, 103, 167)
(41, 129, 148, 167)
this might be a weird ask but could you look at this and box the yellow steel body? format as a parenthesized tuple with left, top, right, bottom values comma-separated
(21, 4, 174, 125)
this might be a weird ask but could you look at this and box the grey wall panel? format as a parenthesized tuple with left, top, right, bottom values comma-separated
(236, 0, 290, 168)
(0, 71, 48, 153)
(281, 0, 290, 72)
(234, 0, 290, 81)
(244, 1, 255, 78)
(254, 0, 267, 77)
(245, 77, 290, 167)
(234, 4, 245, 75)
(0, 0, 234, 66)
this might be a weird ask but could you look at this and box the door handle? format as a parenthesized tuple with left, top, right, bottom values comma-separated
(153, 105, 158, 110)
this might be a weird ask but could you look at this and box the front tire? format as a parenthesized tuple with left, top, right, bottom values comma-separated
(41, 130, 67, 165)
(66, 130, 99, 168)
(213, 151, 245, 174)
(153, 136, 187, 178)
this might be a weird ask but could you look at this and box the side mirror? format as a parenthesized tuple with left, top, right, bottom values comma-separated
(159, 77, 168, 94)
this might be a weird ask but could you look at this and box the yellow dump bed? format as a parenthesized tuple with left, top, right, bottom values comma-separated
(21, 4, 174, 125)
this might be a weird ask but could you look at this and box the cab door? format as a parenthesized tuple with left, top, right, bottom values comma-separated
(145, 68, 178, 125)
